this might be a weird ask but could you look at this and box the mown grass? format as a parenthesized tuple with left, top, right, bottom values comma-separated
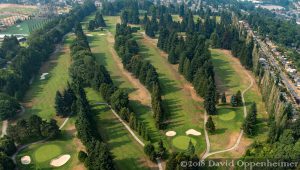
(85, 88, 153, 170)
(81, 14, 158, 169)
(22, 35, 73, 121)
(1, 19, 51, 35)
(17, 33, 83, 169)
(210, 49, 268, 154)
(82, 15, 164, 143)
(17, 118, 82, 170)
(135, 33, 206, 154)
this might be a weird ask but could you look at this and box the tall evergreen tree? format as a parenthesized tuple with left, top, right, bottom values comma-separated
(221, 92, 226, 104)
(186, 140, 195, 155)
(242, 103, 257, 136)
(54, 91, 65, 117)
(206, 116, 216, 133)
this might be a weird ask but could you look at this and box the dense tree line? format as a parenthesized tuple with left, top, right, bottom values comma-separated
(87, 11, 107, 31)
(70, 22, 159, 168)
(120, 1, 140, 25)
(158, 30, 217, 115)
(0, 93, 21, 120)
(0, 136, 16, 169)
(55, 83, 77, 117)
(101, 0, 153, 16)
(247, 8, 300, 48)
(114, 23, 165, 128)
(7, 115, 60, 144)
(69, 23, 115, 170)
(242, 102, 257, 136)
(0, 1, 96, 99)
(0, 36, 20, 67)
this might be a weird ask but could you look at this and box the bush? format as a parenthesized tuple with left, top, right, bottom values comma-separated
(78, 150, 88, 162)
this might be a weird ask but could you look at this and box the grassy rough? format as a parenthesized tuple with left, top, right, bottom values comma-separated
(210, 49, 268, 155)
(22, 35, 73, 121)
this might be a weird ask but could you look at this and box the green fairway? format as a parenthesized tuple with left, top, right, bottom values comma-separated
(22, 35, 73, 120)
(218, 108, 236, 121)
(172, 136, 197, 150)
(1, 19, 51, 35)
(34, 144, 62, 162)
(210, 49, 268, 154)
(86, 88, 153, 170)
(81, 15, 164, 144)
(17, 32, 83, 169)
(135, 33, 206, 153)
(81, 14, 157, 169)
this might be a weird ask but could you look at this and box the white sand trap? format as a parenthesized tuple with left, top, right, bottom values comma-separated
(98, 33, 106, 36)
(50, 154, 71, 167)
(166, 131, 176, 137)
(186, 129, 201, 136)
(21, 156, 31, 165)
(16, 25, 21, 27)
(86, 34, 93, 37)
(40, 73, 49, 80)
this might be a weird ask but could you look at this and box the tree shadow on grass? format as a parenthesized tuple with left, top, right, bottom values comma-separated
(129, 100, 161, 142)
(93, 52, 108, 66)
(114, 158, 152, 170)
(212, 57, 240, 90)
(213, 128, 227, 135)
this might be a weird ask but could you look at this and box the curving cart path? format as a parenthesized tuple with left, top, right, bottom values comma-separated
(202, 64, 254, 160)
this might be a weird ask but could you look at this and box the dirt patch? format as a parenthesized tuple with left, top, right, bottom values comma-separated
(106, 32, 151, 106)
(72, 164, 86, 170)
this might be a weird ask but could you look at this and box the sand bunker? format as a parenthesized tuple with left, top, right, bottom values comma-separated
(166, 131, 176, 137)
(40, 73, 49, 80)
(16, 25, 21, 27)
(98, 33, 106, 36)
(21, 156, 31, 165)
(50, 154, 71, 167)
(186, 129, 201, 136)
(86, 34, 93, 37)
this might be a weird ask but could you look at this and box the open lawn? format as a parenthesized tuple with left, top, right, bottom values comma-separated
(210, 49, 268, 157)
(0, 19, 51, 35)
(22, 35, 73, 121)
(135, 33, 206, 154)
(85, 88, 155, 170)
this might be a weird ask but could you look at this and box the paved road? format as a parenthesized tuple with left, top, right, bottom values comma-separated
(202, 62, 254, 159)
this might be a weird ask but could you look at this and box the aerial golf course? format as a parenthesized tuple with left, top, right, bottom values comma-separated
(11, 9, 269, 170)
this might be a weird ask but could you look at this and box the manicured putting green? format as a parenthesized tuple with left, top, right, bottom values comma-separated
(34, 144, 62, 163)
(218, 108, 236, 121)
(172, 136, 197, 150)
